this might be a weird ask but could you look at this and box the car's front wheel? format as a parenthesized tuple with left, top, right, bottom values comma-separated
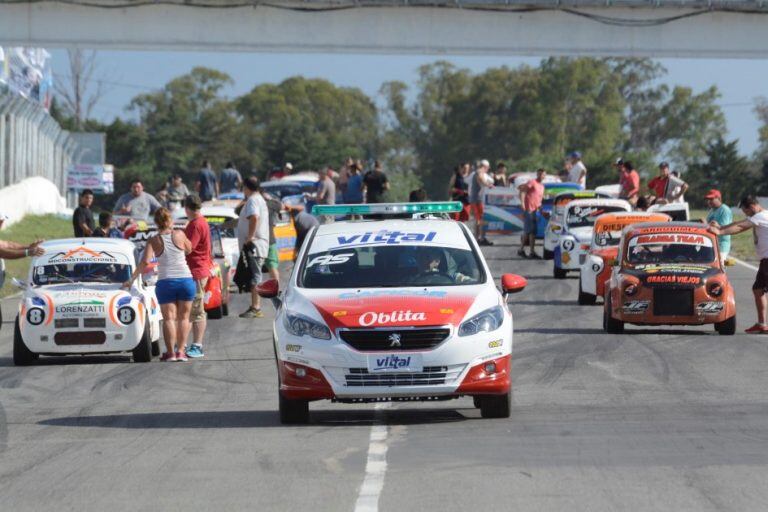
(553, 265, 567, 279)
(279, 392, 309, 424)
(604, 295, 624, 334)
(479, 393, 511, 418)
(715, 315, 736, 335)
(13, 317, 38, 366)
(132, 319, 153, 363)
(543, 249, 554, 260)
(206, 305, 224, 320)
(578, 280, 597, 305)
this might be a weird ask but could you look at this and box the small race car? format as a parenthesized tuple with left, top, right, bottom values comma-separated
(553, 198, 632, 278)
(543, 189, 612, 259)
(12, 238, 163, 365)
(257, 201, 527, 424)
(577, 211, 671, 305)
(603, 222, 736, 335)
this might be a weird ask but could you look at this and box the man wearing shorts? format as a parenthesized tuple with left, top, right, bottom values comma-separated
(263, 191, 283, 281)
(237, 177, 270, 319)
(709, 195, 768, 334)
(468, 159, 493, 246)
(517, 168, 546, 259)
(183, 195, 212, 358)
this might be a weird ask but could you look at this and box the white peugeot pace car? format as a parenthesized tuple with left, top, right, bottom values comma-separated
(12, 238, 162, 365)
(258, 202, 527, 424)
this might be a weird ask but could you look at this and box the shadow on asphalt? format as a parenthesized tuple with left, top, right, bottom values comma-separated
(0, 355, 132, 367)
(519, 275, 578, 280)
(511, 299, 578, 306)
(38, 408, 472, 429)
(515, 327, 606, 335)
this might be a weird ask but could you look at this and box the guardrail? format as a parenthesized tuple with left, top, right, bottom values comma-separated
(0, 93, 76, 193)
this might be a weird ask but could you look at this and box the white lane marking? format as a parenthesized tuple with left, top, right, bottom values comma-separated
(354, 402, 391, 512)
(731, 256, 759, 272)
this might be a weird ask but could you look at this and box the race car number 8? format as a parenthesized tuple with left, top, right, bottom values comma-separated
(118, 306, 136, 324)
(27, 308, 45, 325)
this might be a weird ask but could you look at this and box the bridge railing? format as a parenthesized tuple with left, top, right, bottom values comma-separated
(0, 93, 75, 193)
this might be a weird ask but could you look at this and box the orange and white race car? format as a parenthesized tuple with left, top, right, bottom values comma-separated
(578, 212, 671, 305)
(603, 222, 736, 335)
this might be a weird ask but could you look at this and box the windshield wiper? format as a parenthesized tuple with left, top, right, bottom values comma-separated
(44, 272, 76, 284)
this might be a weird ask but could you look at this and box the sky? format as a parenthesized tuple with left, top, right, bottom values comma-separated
(50, 50, 765, 156)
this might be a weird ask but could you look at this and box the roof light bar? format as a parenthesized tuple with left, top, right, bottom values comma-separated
(312, 202, 463, 216)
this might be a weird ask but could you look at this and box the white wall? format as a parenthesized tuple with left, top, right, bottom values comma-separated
(1, 4, 768, 58)
(0, 177, 70, 229)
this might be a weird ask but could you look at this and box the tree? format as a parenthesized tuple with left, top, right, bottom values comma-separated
(53, 49, 105, 131)
(685, 137, 755, 208)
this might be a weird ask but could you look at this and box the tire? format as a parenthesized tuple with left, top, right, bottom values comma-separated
(715, 315, 736, 335)
(279, 392, 309, 424)
(543, 249, 554, 260)
(13, 317, 38, 366)
(206, 305, 223, 320)
(151, 340, 160, 357)
(578, 280, 597, 305)
(479, 392, 511, 419)
(132, 319, 153, 363)
(222, 303, 229, 317)
(553, 265, 568, 279)
(473, 396, 482, 409)
(604, 296, 624, 334)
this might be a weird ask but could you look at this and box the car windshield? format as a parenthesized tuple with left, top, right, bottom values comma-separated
(33, 263, 132, 285)
(261, 184, 306, 198)
(300, 244, 485, 288)
(566, 205, 627, 229)
(627, 233, 715, 264)
(204, 216, 236, 238)
(593, 221, 636, 248)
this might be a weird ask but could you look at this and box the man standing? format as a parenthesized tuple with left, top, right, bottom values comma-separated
(289, 205, 319, 259)
(72, 189, 95, 237)
(619, 161, 640, 206)
(183, 195, 212, 359)
(568, 152, 587, 188)
(237, 177, 270, 319)
(196, 160, 219, 202)
(167, 174, 190, 210)
(468, 159, 493, 246)
(343, 162, 364, 205)
(648, 162, 688, 204)
(114, 180, 162, 221)
(315, 167, 336, 224)
(517, 168, 546, 258)
(363, 161, 389, 204)
(708, 196, 768, 334)
(263, 191, 283, 282)
(704, 189, 732, 263)
(219, 162, 243, 195)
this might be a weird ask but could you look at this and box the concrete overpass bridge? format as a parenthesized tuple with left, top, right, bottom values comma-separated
(0, 0, 767, 58)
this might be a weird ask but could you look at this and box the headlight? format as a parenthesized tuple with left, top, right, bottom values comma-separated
(284, 311, 331, 340)
(707, 282, 723, 297)
(562, 239, 575, 251)
(458, 306, 504, 337)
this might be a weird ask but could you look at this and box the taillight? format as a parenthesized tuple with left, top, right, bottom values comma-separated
(624, 284, 638, 296)
(708, 282, 723, 297)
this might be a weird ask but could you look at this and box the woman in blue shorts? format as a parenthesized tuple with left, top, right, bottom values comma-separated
(124, 208, 194, 361)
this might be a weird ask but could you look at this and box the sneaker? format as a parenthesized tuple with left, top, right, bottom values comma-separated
(517, 249, 528, 258)
(175, 351, 189, 362)
(186, 344, 204, 358)
(160, 352, 177, 362)
(529, 252, 542, 259)
(745, 323, 768, 334)
(239, 307, 264, 319)
(478, 238, 494, 246)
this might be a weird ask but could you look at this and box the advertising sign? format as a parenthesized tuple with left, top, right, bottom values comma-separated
(67, 164, 114, 194)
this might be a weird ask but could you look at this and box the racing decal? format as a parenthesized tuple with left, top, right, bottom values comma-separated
(359, 311, 426, 326)
(310, 294, 475, 331)
(488, 339, 503, 348)
(697, 302, 725, 314)
(634, 226, 710, 234)
(306, 253, 354, 268)
(108, 294, 129, 325)
(285, 344, 302, 352)
(47, 246, 119, 264)
(623, 300, 650, 314)
(55, 300, 106, 316)
(338, 290, 447, 300)
(26, 307, 46, 325)
(42, 293, 54, 325)
(646, 275, 701, 285)
(117, 306, 136, 325)
(633, 234, 712, 246)
(204, 216, 229, 224)
(336, 231, 437, 246)
(634, 264, 710, 274)
(371, 355, 413, 371)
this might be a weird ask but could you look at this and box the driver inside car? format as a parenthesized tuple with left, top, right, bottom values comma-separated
(411, 247, 472, 284)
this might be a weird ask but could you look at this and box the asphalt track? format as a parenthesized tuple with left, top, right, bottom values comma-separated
(1, 235, 767, 512)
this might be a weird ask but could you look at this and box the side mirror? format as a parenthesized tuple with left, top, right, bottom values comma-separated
(501, 274, 527, 295)
(256, 279, 279, 299)
(12, 277, 27, 289)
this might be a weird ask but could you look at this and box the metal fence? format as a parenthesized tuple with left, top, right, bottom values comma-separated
(0, 93, 76, 192)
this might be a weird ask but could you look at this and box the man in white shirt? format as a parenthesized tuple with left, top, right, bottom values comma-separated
(568, 151, 587, 188)
(237, 176, 270, 318)
(709, 195, 768, 334)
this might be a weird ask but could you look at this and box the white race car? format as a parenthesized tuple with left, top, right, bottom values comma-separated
(12, 238, 162, 365)
(552, 198, 632, 279)
(257, 202, 527, 424)
(543, 190, 611, 259)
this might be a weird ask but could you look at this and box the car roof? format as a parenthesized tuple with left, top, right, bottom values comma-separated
(625, 221, 715, 237)
(201, 206, 237, 218)
(565, 198, 632, 210)
(39, 238, 135, 252)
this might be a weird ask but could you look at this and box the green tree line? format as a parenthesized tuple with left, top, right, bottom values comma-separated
(52, 58, 767, 208)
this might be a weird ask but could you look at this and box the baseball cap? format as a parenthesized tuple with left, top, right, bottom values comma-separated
(615, 158, 624, 166)
(659, 161, 669, 168)
(704, 189, 721, 200)
(570, 151, 582, 159)
(479, 159, 490, 168)
(285, 162, 293, 170)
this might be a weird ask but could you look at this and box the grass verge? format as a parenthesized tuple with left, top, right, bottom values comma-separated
(1, 214, 72, 298)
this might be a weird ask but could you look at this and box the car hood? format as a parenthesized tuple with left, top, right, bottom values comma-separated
(566, 226, 593, 243)
(286, 285, 495, 331)
(28, 283, 142, 315)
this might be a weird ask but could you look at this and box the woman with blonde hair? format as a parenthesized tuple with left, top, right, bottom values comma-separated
(124, 207, 194, 361)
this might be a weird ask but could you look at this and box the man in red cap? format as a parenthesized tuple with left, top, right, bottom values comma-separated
(705, 189, 732, 263)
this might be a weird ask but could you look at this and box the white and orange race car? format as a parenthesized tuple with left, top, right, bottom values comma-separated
(12, 238, 162, 365)
(257, 202, 527, 424)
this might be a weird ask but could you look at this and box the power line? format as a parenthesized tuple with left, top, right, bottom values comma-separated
(54, 73, 159, 92)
